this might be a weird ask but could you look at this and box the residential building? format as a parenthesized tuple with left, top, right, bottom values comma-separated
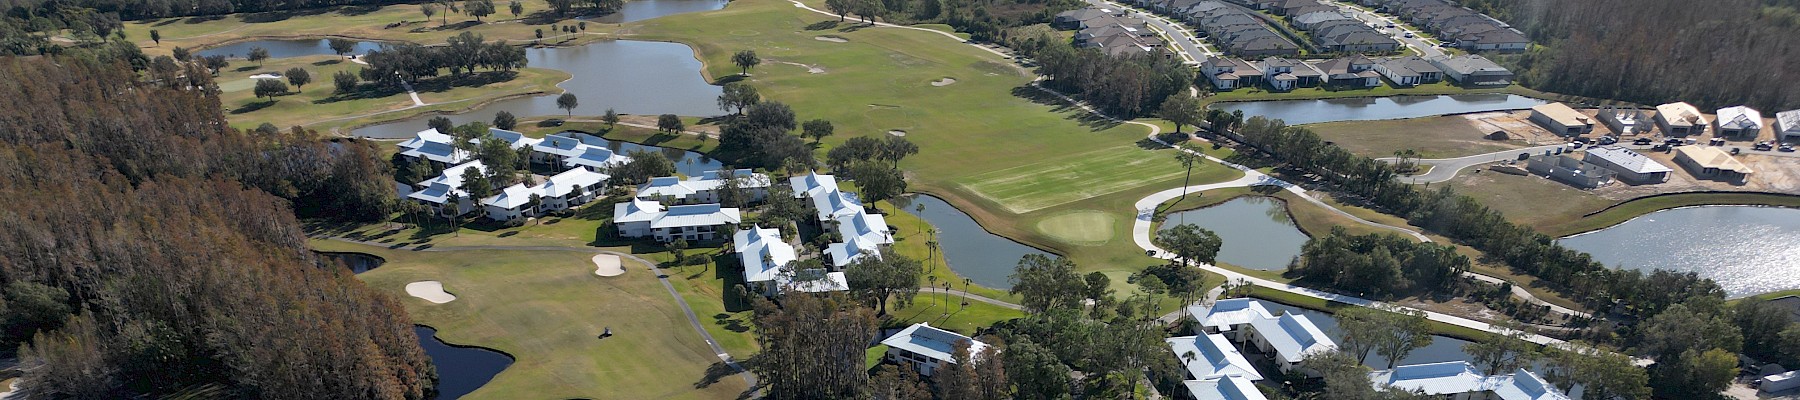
(1315, 55, 1381, 87)
(1427, 55, 1512, 86)
(1293, 10, 1353, 30)
(1258, 57, 1302, 91)
(1245, 312, 1337, 375)
(1526, 154, 1615, 189)
(1714, 106, 1765, 137)
(1183, 376, 1268, 400)
(613, 200, 742, 242)
(406, 160, 487, 216)
(809, 189, 866, 223)
(736, 225, 813, 296)
(1369, 362, 1572, 400)
(1455, 28, 1528, 51)
(1598, 107, 1650, 135)
(1528, 103, 1594, 135)
(1187, 298, 1276, 341)
(790, 171, 839, 199)
(1582, 146, 1671, 185)
(1654, 102, 1709, 137)
(1168, 334, 1264, 381)
(1202, 57, 1262, 90)
(480, 168, 608, 222)
(1053, 7, 1119, 29)
(529, 132, 631, 171)
(637, 169, 772, 204)
(1762, 370, 1800, 393)
(397, 129, 472, 167)
(1673, 145, 1754, 183)
(881, 323, 991, 376)
(827, 211, 893, 267)
(562, 146, 630, 172)
(1374, 56, 1442, 86)
(1778, 109, 1800, 142)
(1317, 28, 1402, 53)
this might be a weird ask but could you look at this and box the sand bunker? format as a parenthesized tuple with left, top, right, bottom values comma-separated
(888, 130, 907, 137)
(931, 77, 957, 86)
(814, 36, 848, 43)
(592, 254, 625, 277)
(405, 281, 456, 304)
(248, 73, 283, 79)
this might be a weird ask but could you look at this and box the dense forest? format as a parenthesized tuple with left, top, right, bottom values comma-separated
(0, 46, 430, 397)
(1461, 0, 1800, 111)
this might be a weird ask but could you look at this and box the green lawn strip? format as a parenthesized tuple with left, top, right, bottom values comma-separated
(312, 240, 750, 400)
(1245, 289, 1493, 342)
(1737, 289, 1800, 303)
(220, 56, 568, 132)
(1543, 192, 1800, 238)
(885, 293, 1028, 336)
(125, 0, 608, 57)
(866, 345, 890, 370)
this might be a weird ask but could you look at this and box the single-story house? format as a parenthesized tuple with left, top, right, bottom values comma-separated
(1777, 109, 1800, 142)
(1053, 8, 1118, 29)
(1183, 376, 1268, 400)
(1187, 298, 1276, 341)
(1598, 107, 1650, 135)
(1374, 56, 1443, 87)
(1528, 103, 1594, 135)
(480, 168, 608, 222)
(1582, 146, 1671, 185)
(1763, 370, 1800, 393)
(1454, 27, 1528, 51)
(1293, 10, 1353, 30)
(637, 169, 771, 204)
(1369, 362, 1572, 400)
(1673, 145, 1754, 184)
(1315, 55, 1381, 88)
(1427, 54, 1512, 86)
(1526, 153, 1615, 189)
(1245, 313, 1336, 375)
(1168, 334, 1264, 381)
(613, 200, 742, 242)
(1714, 105, 1765, 137)
(1655, 102, 1709, 137)
(881, 322, 991, 376)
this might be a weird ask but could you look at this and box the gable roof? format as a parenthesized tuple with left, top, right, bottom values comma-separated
(790, 171, 840, 198)
(880, 323, 990, 364)
(1674, 145, 1754, 174)
(612, 197, 666, 223)
(735, 226, 797, 283)
(650, 204, 742, 229)
(1531, 103, 1592, 127)
(1491, 368, 1569, 400)
(1583, 146, 1671, 174)
(1183, 376, 1269, 400)
(1778, 110, 1800, 133)
(1371, 361, 1493, 395)
(1248, 313, 1336, 363)
(1656, 102, 1709, 127)
(1188, 298, 1276, 331)
(1168, 335, 1264, 381)
(812, 189, 866, 221)
(1716, 106, 1764, 130)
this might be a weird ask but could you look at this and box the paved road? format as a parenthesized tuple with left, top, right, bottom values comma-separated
(920, 287, 1023, 310)
(1318, 0, 1444, 57)
(1085, 0, 1214, 63)
(320, 238, 758, 388)
(1386, 144, 1562, 183)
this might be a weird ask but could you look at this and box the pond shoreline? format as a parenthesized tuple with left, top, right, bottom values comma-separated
(1549, 191, 1800, 238)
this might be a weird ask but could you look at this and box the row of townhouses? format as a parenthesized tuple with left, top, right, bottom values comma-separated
(731, 172, 898, 297)
(1172, 299, 1574, 400)
(1053, 8, 1165, 56)
(1357, 0, 1529, 51)
(1155, 0, 1301, 57)
(1201, 53, 1510, 90)
(399, 128, 626, 222)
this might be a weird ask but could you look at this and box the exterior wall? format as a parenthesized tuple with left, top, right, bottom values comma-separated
(654, 224, 724, 242)
(1674, 152, 1751, 183)
(617, 221, 653, 238)
(886, 348, 947, 376)
(1656, 115, 1703, 137)
(1529, 110, 1594, 135)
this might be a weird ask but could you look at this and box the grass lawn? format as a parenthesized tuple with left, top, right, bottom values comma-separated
(215, 55, 568, 132)
(1444, 170, 1616, 233)
(311, 240, 751, 400)
(957, 144, 1226, 214)
(124, 0, 608, 57)
(1034, 210, 1118, 246)
(1307, 116, 1531, 159)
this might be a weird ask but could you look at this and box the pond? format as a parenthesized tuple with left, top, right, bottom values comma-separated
(351, 40, 724, 138)
(197, 38, 386, 59)
(318, 251, 385, 274)
(1158, 197, 1308, 271)
(554, 130, 723, 176)
(588, 0, 728, 23)
(414, 326, 513, 400)
(1211, 94, 1548, 126)
(1254, 301, 1475, 369)
(892, 194, 1052, 290)
(1558, 205, 1800, 298)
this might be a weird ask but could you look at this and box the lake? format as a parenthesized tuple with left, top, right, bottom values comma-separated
(319, 251, 384, 274)
(351, 40, 724, 138)
(589, 0, 727, 23)
(1158, 197, 1309, 270)
(1558, 205, 1800, 297)
(1211, 94, 1548, 125)
(892, 194, 1052, 290)
(413, 326, 512, 400)
(197, 38, 386, 59)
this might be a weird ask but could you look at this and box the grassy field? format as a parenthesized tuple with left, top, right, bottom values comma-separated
(214, 55, 568, 131)
(1034, 210, 1118, 246)
(311, 240, 751, 400)
(1444, 170, 1616, 232)
(1307, 116, 1530, 159)
(958, 144, 1225, 213)
(123, 0, 606, 57)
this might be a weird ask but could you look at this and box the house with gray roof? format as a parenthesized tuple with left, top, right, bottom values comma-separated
(1246, 312, 1337, 375)
(1374, 56, 1442, 86)
(1777, 109, 1800, 142)
(1315, 55, 1381, 87)
(1293, 10, 1354, 30)
(1427, 54, 1512, 86)
(1583, 146, 1671, 185)
(1714, 105, 1765, 137)
(1456, 28, 1528, 51)
(1202, 56, 1262, 90)
(1168, 334, 1264, 381)
(613, 202, 741, 242)
(1527, 153, 1615, 189)
(1053, 7, 1119, 29)
(881, 322, 991, 376)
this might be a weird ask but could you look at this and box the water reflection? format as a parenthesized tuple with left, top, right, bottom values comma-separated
(893, 194, 1052, 289)
(1211, 94, 1548, 125)
(1559, 205, 1800, 297)
(1159, 197, 1309, 270)
(413, 326, 512, 400)
(197, 39, 384, 59)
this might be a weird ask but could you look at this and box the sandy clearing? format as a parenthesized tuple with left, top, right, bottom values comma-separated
(593, 254, 624, 277)
(931, 77, 957, 86)
(405, 281, 456, 304)
(814, 36, 848, 43)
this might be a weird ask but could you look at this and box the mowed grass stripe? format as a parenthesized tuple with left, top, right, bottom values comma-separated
(960, 146, 1188, 213)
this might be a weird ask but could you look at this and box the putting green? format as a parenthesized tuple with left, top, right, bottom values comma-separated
(1036, 211, 1116, 245)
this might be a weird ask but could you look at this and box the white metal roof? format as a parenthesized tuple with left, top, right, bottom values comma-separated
(540, 168, 607, 198)
(1716, 106, 1765, 130)
(1168, 335, 1264, 381)
(789, 172, 839, 198)
(1183, 376, 1268, 400)
(1370, 361, 1492, 396)
(649, 204, 741, 229)
(399, 141, 472, 165)
(1187, 299, 1276, 332)
(735, 226, 796, 283)
(880, 323, 989, 364)
(1247, 313, 1336, 363)
(812, 189, 866, 222)
(827, 234, 884, 268)
(612, 198, 665, 223)
(1583, 146, 1671, 174)
(406, 182, 461, 204)
(563, 146, 629, 171)
(836, 211, 893, 246)
(781, 270, 849, 293)
(418, 160, 487, 189)
(1491, 368, 1570, 400)
(1777, 110, 1800, 134)
(482, 183, 538, 209)
(639, 176, 702, 199)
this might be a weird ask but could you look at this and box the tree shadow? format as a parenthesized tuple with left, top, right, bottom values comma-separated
(151, 19, 183, 27)
(409, 71, 519, 94)
(418, 21, 484, 32)
(312, 59, 343, 66)
(805, 20, 840, 31)
(234, 65, 260, 72)
(836, 23, 873, 33)
(711, 74, 746, 85)
(338, 5, 382, 16)
(694, 361, 739, 389)
(184, 15, 225, 24)
(316, 84, 406, 103)
(239, 7, 333, 23)
(230, 100, 279, 114)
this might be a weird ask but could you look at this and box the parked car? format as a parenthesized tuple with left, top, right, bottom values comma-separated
(1731, 147, 1741, 155)
(1404, 32, 1415, 38)
(1781, 145, 1796, 152)
(1598, 136, 1618, 145)
(1385, 23, 1395, 28)
(1754, 142, 1774, 151)
(1634, 137, 1654, 145)
(1652, 144, 1671, 151)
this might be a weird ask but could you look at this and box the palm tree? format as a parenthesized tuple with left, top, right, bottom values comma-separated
(445, 192, 463, 237)
(1172, 144, 1203, 210)
(927, 275, 938, 313)
(961, 278, 971, 310)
